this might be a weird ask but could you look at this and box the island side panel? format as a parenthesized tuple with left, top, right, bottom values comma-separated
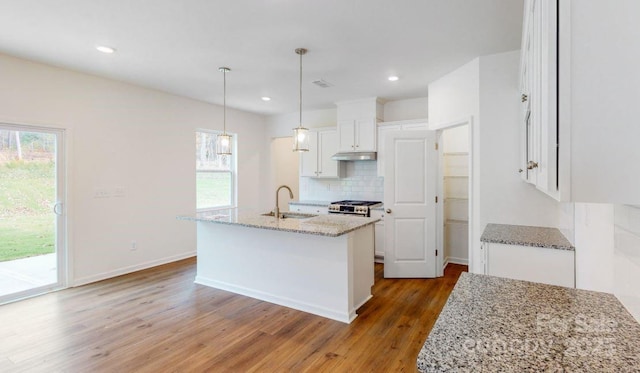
(195, 222, 359, 323)
(350, 224, 374, 313)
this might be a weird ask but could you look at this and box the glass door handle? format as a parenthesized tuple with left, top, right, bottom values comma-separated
(53, 202, 63, 215)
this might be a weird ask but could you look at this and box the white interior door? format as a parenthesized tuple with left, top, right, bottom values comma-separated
(384, 130, 437, 278)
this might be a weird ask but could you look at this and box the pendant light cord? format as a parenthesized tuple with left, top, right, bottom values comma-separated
(223, 68, 227, 135)
(299, 50, 302, 129)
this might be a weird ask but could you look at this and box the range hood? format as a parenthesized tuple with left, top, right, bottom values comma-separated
(331, 152, 377, 161)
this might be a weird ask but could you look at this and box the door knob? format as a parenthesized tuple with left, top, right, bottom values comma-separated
(527, 161, 539, 170)
(386, 209, 392, 214)
(521, 94, 528, 102)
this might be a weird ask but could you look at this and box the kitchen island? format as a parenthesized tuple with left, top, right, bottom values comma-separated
(178, 208, 379, 323)
(417, 272, 640, 372)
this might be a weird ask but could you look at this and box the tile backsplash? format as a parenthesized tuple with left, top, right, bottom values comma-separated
(299, 161, 384, 202)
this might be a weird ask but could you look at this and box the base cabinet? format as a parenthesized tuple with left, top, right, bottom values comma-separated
(484, 242, 575, 288)
(289, 204, 327, 215)
(371, 210, 385, 263)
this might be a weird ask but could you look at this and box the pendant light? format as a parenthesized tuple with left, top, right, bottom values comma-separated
(292, 48, 309, 152)
(216, 67, 232, 155)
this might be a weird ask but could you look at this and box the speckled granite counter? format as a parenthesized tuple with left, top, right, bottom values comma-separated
(481, 223, 574, 251)
(417, 272, 640, 372)
(178, 208, 379, 237)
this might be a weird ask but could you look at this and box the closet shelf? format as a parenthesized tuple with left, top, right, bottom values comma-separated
(446, 219, 469, 224)
(445, 197, 468, 202)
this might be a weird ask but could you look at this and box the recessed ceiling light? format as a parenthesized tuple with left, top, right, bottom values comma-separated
(95, 45, 116, 54)
(261, 96, 271, 101)
(388, 75, 399, 81)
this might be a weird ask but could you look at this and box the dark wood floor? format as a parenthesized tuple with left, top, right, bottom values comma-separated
(0, 258, 467, 372)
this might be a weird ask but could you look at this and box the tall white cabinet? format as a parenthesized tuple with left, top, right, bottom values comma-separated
(520, 0, 640, 204)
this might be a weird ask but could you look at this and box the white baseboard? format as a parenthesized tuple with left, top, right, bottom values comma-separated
(195, 275, 355, 323)
(445, 256, 469, 267)
(72, 251, 196, 287)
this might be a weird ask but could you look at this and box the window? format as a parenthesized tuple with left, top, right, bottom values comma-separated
(196, 130, 235, 210)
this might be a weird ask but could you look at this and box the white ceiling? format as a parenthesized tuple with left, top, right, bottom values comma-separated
(0, 0, 523, 116)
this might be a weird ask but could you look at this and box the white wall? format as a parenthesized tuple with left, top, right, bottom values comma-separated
(428, 60, 480, 127)
(428, 58, 480, 272)
(574, 203, 614, 293)
(0, 53, 267, 285)
(567, 1, 640, 204)
(383, 97, 428, 122)
(429, 51, 568, 273)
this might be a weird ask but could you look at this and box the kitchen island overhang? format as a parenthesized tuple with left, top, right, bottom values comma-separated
(178, 209, 379, 323)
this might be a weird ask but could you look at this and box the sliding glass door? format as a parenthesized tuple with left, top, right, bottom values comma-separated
(0, 123, 66, 304)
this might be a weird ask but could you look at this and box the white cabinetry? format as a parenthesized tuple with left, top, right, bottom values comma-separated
(484, 242, 575, 288)
(300, 128, 342, 178)
(336, 97, 383, 153)
(519, 0, 557, 195)
(377, 119, 428, 177)
(520, 0, 640, 204)
(289, 204, 328, 214)
(370, 209, 385, 263)
(337, 119, 377, 152)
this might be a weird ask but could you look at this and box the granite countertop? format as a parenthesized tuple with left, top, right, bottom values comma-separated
(288, 200, 331, 207)
(177, 208, 379, 237)
(417, 272, 640, 372)
(481, 223, 575, 251)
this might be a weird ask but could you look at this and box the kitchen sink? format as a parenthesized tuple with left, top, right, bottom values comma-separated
(261, 211, 317, 219)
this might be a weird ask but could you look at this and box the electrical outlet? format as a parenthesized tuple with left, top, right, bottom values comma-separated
(94, 188, 111, 198)
(130, 240, 137, 251)
(114, 187, 126, 198)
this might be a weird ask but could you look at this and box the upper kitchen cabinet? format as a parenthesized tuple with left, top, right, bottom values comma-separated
(520, 0, 640, 204)
(336, 97, 384, 153)
(519, 0, 557, 195)
(300, 128, 342, 178)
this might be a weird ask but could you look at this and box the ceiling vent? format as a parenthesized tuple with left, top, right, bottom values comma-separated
(312, 79, 333, 88)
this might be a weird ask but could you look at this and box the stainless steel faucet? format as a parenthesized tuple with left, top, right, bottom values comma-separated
(274, 185, 294, 219)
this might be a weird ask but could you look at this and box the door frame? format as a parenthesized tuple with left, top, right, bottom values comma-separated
(429, 116, 474, 276)
(0, 121, 68, 303)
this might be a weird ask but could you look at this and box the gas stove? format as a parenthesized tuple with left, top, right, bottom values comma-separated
(328, 200, 382, 217)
